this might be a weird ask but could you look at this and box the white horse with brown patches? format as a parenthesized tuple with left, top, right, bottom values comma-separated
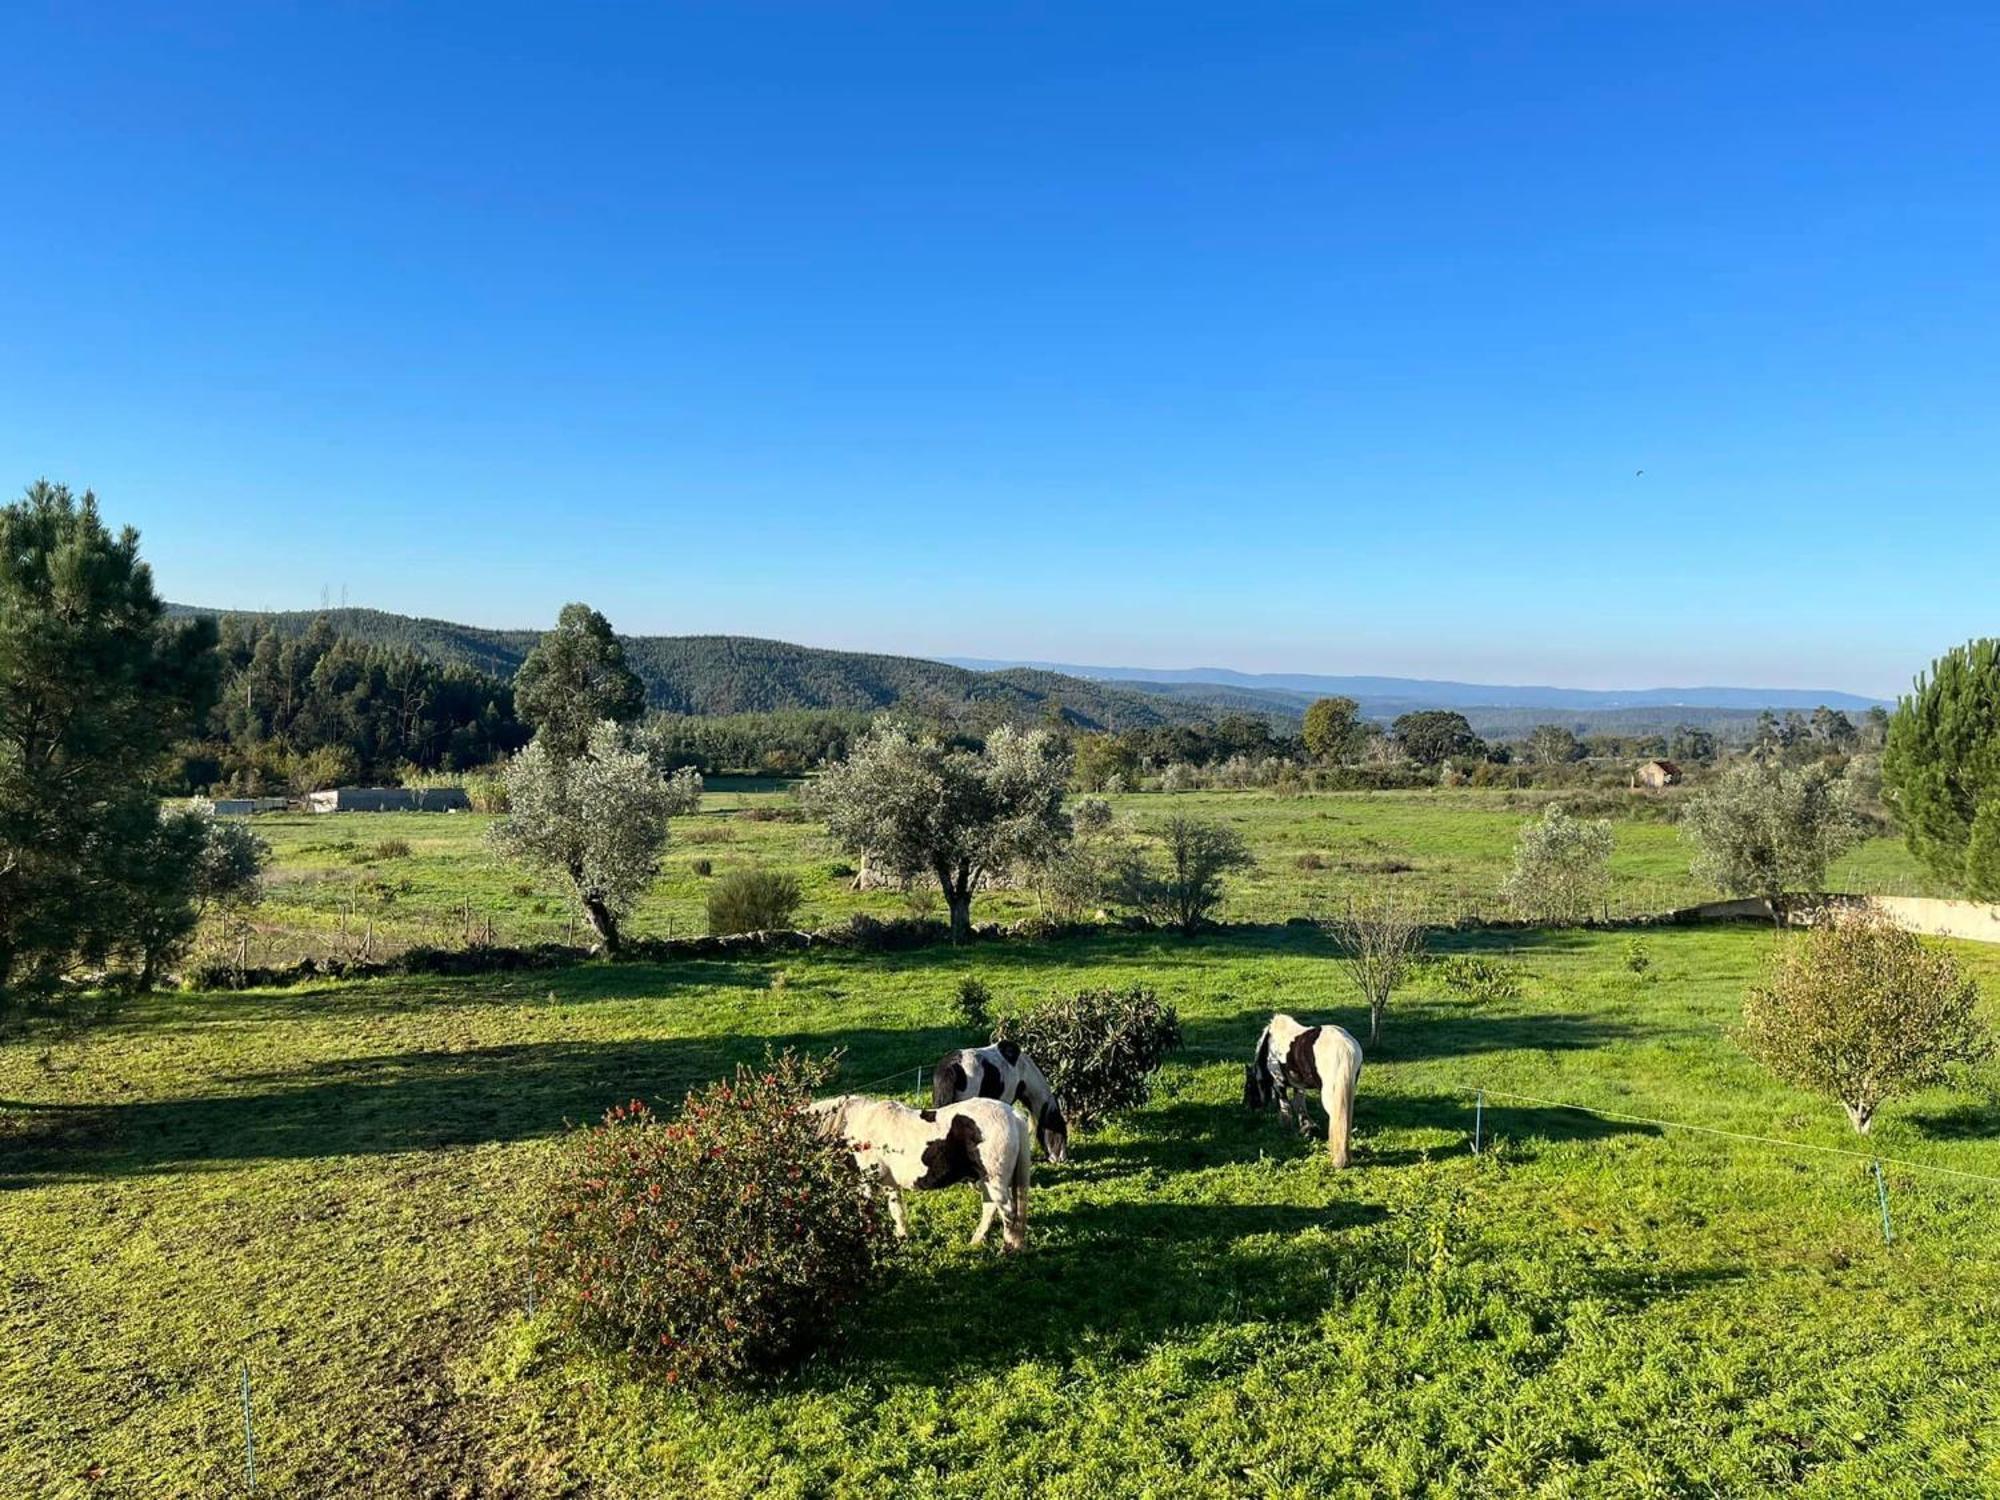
(1243, 1013, 1363, 1167)
(931, 1040, 1069, 1162)
(810, 1094, 1031, 1252)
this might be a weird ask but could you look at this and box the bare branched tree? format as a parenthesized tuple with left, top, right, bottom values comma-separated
(1321, 893, 1425, 1046)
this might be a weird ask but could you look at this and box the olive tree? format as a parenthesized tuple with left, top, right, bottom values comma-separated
(1680, 759, 1861, 921)
(1114, 815, 1254, 934)
(1501, 804, 1614, 925)
(1882, 639, 2000, 898)
(1739, 918, 1993, 1133)
(490, 722, 701, 953)
(804, 721, 1071, 942)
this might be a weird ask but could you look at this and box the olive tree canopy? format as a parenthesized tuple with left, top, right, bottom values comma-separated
(1680, 759, 1861, 919)
(805, 721, 1071, 941)
(490, 721, 701, 953)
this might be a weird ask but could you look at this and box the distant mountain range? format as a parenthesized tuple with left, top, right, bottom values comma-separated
(168, 606, 1212, 733)
(168, 604, 1888, 742)
(943, 659, 1889, 719)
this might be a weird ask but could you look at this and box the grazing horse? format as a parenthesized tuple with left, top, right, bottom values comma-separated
(932, 1040, 1069, 1162)
(1243, 1013, 1364, 1167)
(810, 1094, 1031, 1251)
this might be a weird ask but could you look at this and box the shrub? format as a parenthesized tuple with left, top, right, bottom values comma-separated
(706, 868, 804, 935)
(1113, 816, 1254, 934)
(954, 975, 993, 1032)
(537, 1053, 894, 1382)
(1624, 938, 1652, 975)
(1072, 797, 1114, 835)
(1294, 851, 1328, 871)
(691, 857, 714, 877)
(995, 985, 1181, 1127)
(374, 838, 412, 861)
(1738, 917, 1994, 1133)
(1032, 839, 1113, 925)
(1501, 804, 1614, 925)
(1428, 953, 1522, 1004)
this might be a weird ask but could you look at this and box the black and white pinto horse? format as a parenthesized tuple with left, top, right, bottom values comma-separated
(810, 1095, 1031, 1251)
(1243, 1013, 1364, 1167)
(931, 1040, 1069, 1162)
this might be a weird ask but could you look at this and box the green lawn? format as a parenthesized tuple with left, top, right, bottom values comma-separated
(227, 787, 1934, 965)
(5, 925, 1998, 1496)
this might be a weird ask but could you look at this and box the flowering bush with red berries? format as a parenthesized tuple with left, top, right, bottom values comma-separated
(538, 1052, 894, 1382)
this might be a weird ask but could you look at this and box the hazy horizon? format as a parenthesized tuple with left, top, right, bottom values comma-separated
(167, 594, 1902, 701)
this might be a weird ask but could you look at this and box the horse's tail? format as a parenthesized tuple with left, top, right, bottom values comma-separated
(1005, 1115, 1031, 1251)
(932, 1056, 967, 1107)
(1324, 1037, 1359, 1169)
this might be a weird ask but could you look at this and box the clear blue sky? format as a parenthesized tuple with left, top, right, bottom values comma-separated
(4, 4, 1995, 696)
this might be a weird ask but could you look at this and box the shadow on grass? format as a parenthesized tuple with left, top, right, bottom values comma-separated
(1906, 1100, 2000, 1140)
(0, 1023, 967, 1187)
(1051, 1082, 1662, 1182)
(842, 1194, 1389, 1380)
(1173, 1004, 1649, 1070)
(1356, 1089, 1662, 1165)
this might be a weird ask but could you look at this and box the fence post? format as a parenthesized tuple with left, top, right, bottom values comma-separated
(241, 1362, 256, 1490)
(1874, 1161, 1893, 1244)
(1472, 1090, 1483, 1155)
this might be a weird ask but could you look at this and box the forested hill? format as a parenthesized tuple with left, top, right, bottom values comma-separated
(166, 606, 1212, 731)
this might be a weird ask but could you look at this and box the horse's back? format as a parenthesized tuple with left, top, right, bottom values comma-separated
(936, 1097, 1028, 1161)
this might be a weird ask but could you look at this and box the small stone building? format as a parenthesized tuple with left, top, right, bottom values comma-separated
(1633, 759, 1682, 789)
(306, 786, 472, 813)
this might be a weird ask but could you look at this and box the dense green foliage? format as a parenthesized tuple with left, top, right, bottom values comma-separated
(635, 709, 871, 775)
(806, 722, 1072, 940)
(704, 868, 804, 935)
(1681, 759, 1863, 914)
(995, 983, 1183, 1127)
(114, 811, 267, 988)
(1392, 709, 1486, 766)
(191, 614, 526, 790)
(1739, 919, 1994, 1133)
(1113, 813, 1255, 933)
(1883, 638, 2000, 898)
(489, 724, 702, 952)
(0, 482, 219, 996)
(514, 603, 647, 761)
(1501, 803, 1615, 924)
(171, 607, 1210, 732)
(538, 1055, 893, 1383)
(1301, 695, 1365, 762)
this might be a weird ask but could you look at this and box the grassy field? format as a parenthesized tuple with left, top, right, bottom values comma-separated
(222, 786, 1934, 965)
(6, 923, 1998, 1496)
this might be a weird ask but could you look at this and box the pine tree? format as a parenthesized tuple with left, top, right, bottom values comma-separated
(1882, 639, 2000, 896)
